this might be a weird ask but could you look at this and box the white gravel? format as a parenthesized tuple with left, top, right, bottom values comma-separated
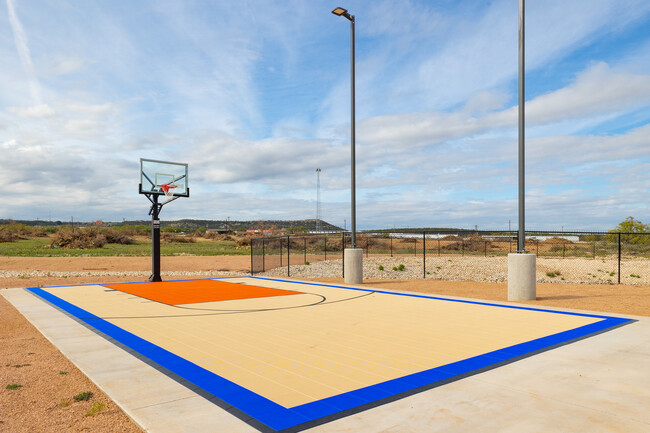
(260, 255, 650, 285)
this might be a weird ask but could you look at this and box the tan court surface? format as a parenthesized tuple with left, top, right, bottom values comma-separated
(45, 278, 600, 408)
(2, 277, 649, 433)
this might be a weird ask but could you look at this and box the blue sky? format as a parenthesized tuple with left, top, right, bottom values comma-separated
(1, 0, 649, 231)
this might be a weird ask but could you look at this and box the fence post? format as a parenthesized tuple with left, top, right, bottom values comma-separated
(484, 240, 487, 257)
(304, 238, 307, 265)
(462, 237, 464, 256)
(390, 236, 393, 257)
(280, 239, 283, 266)
(287, 236, 290, 277)
(563, 243, 565, 258)
(250, 239, 254, 275)
(618, 232, 621, 284)
(593, 241, 596, 259)
(423, 231, 426, 278)
(414, 238, 417, 256)
(324, 235, 327, 261)
(438, 238, 440, 256)
(262, 239, 265, 272)
(536, 242, 539, 256)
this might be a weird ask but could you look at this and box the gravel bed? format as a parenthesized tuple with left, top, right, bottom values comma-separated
(260, 255, 650, 285)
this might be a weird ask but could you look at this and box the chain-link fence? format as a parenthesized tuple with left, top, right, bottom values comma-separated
(251, 231, 650, 285)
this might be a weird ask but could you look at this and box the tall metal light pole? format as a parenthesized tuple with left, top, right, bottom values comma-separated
(517, 0, 526, 252)
(332, 6, 356, 248)
(316, 168, 322, 232)
(508, 0, 535, 302)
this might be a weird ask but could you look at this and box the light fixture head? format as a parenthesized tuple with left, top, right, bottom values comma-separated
(332, 7, 347, 16)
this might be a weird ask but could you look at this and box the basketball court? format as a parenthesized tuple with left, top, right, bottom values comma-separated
(7, 276, 639, 432)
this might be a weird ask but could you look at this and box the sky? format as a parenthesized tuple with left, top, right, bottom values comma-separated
(1, 0, 649, 231)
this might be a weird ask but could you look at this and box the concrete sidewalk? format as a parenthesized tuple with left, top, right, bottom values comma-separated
(3, 286, 649, 432)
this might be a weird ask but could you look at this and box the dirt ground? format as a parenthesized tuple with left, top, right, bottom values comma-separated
(1, 255, 648, 432)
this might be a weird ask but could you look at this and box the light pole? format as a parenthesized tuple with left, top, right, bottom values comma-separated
(508, 0, 536, 301)
(333, 6, 362, 284)
(332, 6, 356, 248)
(316, 168, 322, 233)
(518, 0, 525, 253)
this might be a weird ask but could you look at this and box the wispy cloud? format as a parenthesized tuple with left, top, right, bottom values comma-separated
(6, 0, 41, 105)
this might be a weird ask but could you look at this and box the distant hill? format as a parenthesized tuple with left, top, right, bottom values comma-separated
(0, 218, 341, 232)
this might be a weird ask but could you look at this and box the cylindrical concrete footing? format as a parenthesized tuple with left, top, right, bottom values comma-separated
(344, 248, 363, 284)
(508, 253, 536, 301)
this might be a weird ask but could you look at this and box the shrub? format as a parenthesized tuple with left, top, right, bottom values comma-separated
(161, 233, 195, 243)
(74, 391, 93, 402)
(378, 265, 384, 271)
(51, 228, 105, 249)
(85, 401, 106, 417)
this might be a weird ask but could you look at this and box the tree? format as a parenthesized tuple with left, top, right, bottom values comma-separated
(608, 217, 650, 244)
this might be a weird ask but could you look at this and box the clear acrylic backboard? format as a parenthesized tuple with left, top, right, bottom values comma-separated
(139, 158, 189, 197)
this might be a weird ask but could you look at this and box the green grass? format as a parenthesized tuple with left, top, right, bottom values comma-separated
(0, 238, 249, 257)
(6, 384, 23, 390)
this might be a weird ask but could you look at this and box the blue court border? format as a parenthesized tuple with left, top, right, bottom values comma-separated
(27, 278, 633, 432)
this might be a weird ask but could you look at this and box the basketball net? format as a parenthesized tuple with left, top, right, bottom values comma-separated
(160, 183, 177, 202)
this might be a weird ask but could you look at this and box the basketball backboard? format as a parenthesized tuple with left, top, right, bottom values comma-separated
(139, 158, 189, 197)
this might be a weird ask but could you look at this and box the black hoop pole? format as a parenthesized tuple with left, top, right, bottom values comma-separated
(148, 194, 162, 282)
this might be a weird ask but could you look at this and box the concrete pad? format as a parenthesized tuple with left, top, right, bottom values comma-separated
(3, 279, 647, 433)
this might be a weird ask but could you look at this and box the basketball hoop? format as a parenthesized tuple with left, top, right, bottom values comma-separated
(160, 183, 177, 202)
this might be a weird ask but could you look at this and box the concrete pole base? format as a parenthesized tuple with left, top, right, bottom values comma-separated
(508, 253, 536, 301)
(344, 248, 363, 284)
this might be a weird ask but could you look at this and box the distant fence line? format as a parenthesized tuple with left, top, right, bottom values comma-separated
(250, 230, 650, 284)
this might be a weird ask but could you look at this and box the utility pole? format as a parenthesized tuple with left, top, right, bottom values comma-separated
(316, 168, 322, 233)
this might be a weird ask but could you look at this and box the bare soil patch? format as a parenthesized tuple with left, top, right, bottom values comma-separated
(0, 295, 143, 433)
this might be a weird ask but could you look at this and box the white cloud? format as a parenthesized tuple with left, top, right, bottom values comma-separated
(7, 104, 54, 118)
(47, 55, 85, 76)
(6, 0, 42, 105)
(525, 63, 650, 124)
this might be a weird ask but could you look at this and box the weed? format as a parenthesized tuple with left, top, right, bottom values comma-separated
(561, 277, 565, 280)
(304, 261, 310, 265)
(6, 384, 23, 390)
(59, 401, 70, 407)
(59, 371, 68, 375)
(436, 266, 441, 270)
(630, 274, 641, 278)
(398, 264, 405, 271)
(426, 271, 430, 275)
(610, 272, 615, 276)
(392, 266, 398, 271)
(85, 401, 106, 417)
(546, 272, 556, 278)
(74, 391, 93, 402)
(378, 265, 384, 271)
